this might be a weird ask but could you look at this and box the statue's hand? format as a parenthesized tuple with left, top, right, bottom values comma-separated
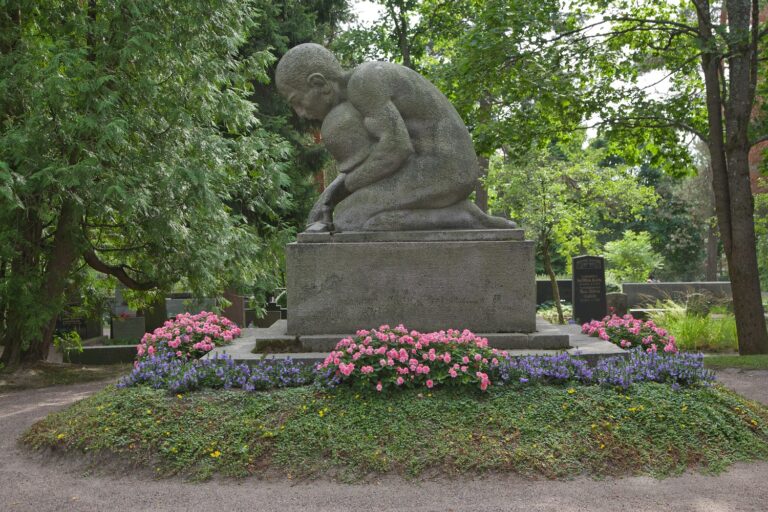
(306, 203, 335, 232)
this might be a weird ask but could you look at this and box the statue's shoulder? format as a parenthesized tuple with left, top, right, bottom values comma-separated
(348, 61, 403, 86)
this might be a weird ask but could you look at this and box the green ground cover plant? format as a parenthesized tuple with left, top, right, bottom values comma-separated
(23, 382, 768, 481)
(22, 325, 765, 481)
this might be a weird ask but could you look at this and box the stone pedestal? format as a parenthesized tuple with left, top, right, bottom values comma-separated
(286, 229, 536, 336)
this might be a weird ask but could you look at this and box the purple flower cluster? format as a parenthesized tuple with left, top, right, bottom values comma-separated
(117, 352, 313, 393)
(498, 352, 594, 384)
(118, 348, 713, 395)
(496, 348, 714, 390)
(591, 349, 714, 389)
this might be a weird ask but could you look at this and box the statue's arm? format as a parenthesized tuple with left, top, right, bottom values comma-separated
(306, 174, 350, 231)
(344, 69, 414, 192)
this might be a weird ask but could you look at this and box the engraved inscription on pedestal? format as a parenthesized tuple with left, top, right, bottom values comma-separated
(286, 231, 536, 335)
(572, 255, 607, 324)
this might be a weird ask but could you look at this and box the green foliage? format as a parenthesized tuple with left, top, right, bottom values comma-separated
(649, 303, 738, 353)
(537, 301, 573, 324)
(332, 1, 424, 68)
(488, 142, 658, 271)
(604, 231, 664, 284)
(244, 0, 351, 233)
(630, 163, 711, 281)
(23, 383, 768, 480)
(0, 0, 308, 361)
(53, 331, 83, 362)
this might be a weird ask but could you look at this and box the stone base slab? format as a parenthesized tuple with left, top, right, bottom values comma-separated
(299, 330, 568, 353)
(286, 231, 536, 335)
(297, 229, 525, 244)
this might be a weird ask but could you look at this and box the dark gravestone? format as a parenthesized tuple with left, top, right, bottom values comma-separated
(222, 289, 246, 327)
(572, 256, 607, 324)
(140, 296, 168, 333)
(536, 279, 573, 305)
(606, 292, 628, 316)
(56, 303, 102, 340)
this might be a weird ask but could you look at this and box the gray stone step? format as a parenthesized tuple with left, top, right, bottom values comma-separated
(207, 318, 626, 366)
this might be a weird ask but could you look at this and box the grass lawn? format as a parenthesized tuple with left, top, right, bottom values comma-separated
(23, 382, 768, 481)
(704, 355, 768, 370)
(0, 362, 131, 391)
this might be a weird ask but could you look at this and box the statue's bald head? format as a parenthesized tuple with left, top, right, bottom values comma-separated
(275, 43, 344, 92)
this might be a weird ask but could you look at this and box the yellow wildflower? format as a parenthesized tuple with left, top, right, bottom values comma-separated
(210, 450, 221, 458)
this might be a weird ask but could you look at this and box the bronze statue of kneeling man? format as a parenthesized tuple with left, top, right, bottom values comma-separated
(276, 43, 516, 233)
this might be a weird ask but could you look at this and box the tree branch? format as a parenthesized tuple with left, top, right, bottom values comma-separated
(585, 115, 707, 142)
(609, 16, 699, 35)
(82, 250, 157, 291)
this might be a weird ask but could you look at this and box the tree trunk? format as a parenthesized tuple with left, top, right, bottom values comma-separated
(0, 312, 26, 368)
(0, 259, 6, 341)
(694, 0, 768, 354)
(724, 145, 767, 354)
(721, 0, 768, 354)
(542, 235, 564, 324)
(21, 200, 83, 363)
(475, 155, 489, 213)
(705, 221, 719, 281)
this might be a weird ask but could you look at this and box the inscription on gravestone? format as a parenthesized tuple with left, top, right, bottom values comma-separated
(572, 255, 607, 324)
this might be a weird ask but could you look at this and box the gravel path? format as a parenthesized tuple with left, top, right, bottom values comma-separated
(2, 372, 768, 512)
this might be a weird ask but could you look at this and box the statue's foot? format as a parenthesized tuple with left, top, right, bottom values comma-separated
(305, 221, 334, 233)
(360, 201, 516, 231)
(479, 212, 517, 229)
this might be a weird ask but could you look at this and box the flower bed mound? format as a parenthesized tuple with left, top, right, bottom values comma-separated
(23, 383, 768, 481)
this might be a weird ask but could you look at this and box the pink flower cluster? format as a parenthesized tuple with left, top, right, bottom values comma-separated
(136, 311, 241, 362)
(317, 324, 506, 392)
(582, 314, 678, 354)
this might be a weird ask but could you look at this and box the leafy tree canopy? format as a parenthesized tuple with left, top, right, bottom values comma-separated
(0, 0, 296, 364)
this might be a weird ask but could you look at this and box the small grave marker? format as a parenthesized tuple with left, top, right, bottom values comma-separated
(572, 255, 607, 324)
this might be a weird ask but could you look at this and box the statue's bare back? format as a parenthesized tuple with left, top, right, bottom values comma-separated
(275, 44, 515, 232)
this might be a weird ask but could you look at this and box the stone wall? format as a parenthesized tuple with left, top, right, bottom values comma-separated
(622, 282, 732, 308)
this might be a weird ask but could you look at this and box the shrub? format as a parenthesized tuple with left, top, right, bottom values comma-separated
(581, 314, 678, 353)
(136, 311, 241, 362)
(316, 324, 504, 392)
(537, 301, 573, 324)
(53, 330, 83, 362)
(649, 305, 738, 352)
(118, 351, 312, 392)
(604, 230, 663, 283)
